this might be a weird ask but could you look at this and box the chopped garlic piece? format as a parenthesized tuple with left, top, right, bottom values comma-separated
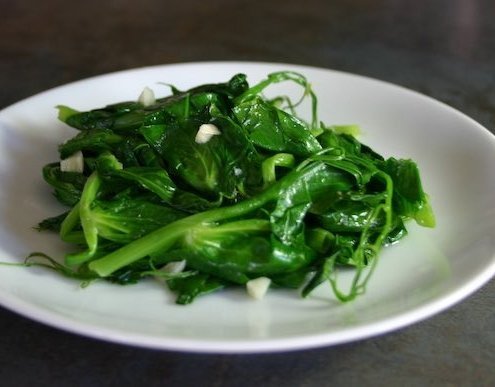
(60, 150, 84, 173)
(138, 86, 156, 107)
(246, 277, 271, 300)
(195, 123, 221, 144)
(162, 260, 186, 274)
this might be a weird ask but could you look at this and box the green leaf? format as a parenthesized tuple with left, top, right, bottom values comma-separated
(89, 197, 187, 244)
(173, 218, 315, 284)
(36, 212, 70, 232)
(56, 105, 79, 122)
(107, 167, 177, 203)
(379, 158, 435, 227)
(42, 163, 87, 206)
(58, 129, 122, 159)
(270, 161, 354, 243)
(167, 273, 227, 305)
(233, 97, 321, 157)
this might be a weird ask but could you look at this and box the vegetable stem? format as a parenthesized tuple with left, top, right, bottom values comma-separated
(88, 181, 280, 276)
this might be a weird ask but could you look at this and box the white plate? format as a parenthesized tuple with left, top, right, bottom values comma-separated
(1, 62, 494, 353)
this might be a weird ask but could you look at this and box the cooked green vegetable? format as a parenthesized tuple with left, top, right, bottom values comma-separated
(34, 71, 435, 304)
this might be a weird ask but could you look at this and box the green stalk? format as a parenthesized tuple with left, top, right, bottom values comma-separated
(65, 172, 101, 266)
(60, 202, 80, 241)
(261, 153, 295, 186)
(235, 71, 318, 130)
(88, 181, 280, 277)
(329, 171, 394, 301)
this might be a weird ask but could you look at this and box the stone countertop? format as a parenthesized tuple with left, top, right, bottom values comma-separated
(0, 1, 494, 385)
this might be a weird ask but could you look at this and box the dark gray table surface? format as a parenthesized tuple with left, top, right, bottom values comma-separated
(1, 1, 494, 385)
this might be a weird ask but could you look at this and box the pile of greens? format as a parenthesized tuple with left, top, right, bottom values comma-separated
(35, 71, 434, 304)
